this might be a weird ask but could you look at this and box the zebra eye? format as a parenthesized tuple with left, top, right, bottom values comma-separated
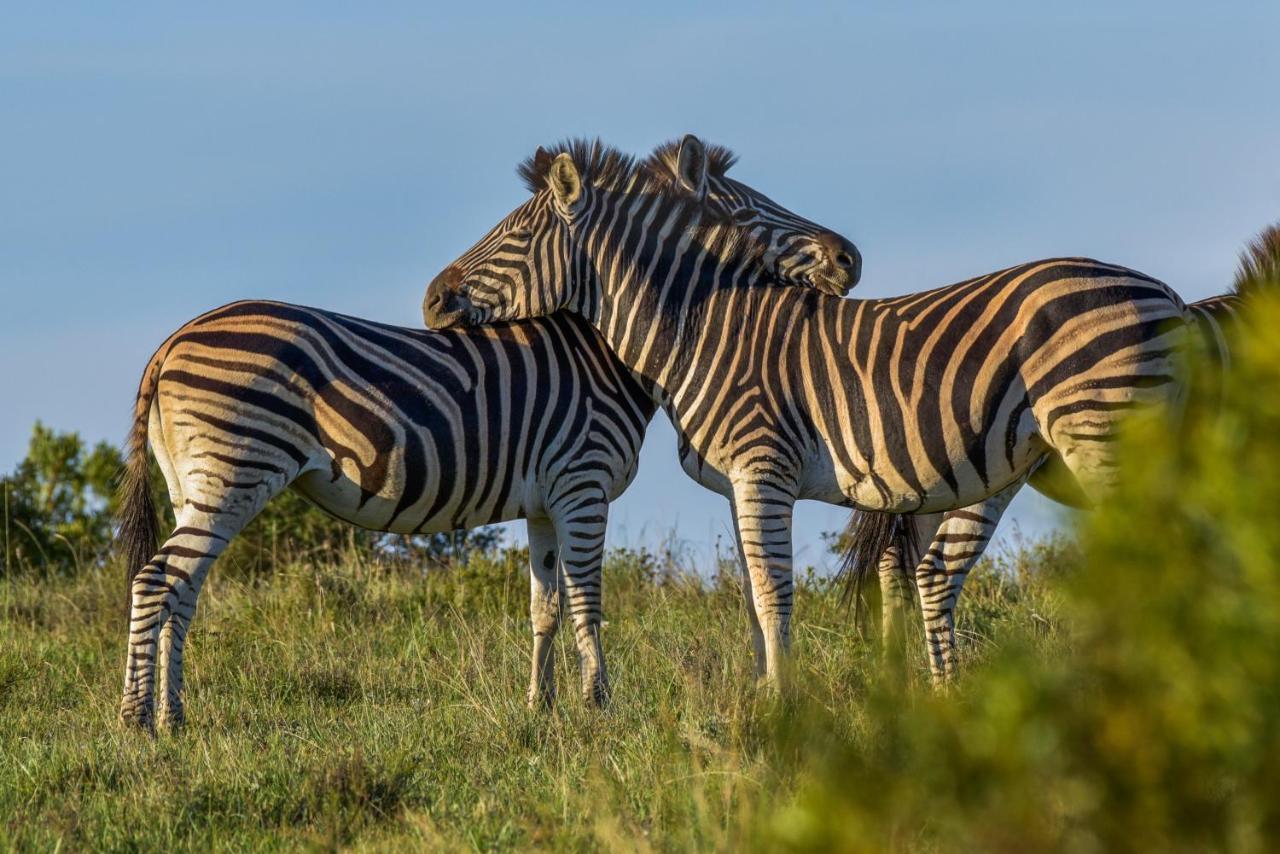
(731, 208, 757, 225)
(508, 228, 532, 242)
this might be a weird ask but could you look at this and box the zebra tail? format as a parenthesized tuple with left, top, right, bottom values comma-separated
(837, 510, 915, 628)
(115, 352, 163, 610)
(1232, 222, 1280, 296)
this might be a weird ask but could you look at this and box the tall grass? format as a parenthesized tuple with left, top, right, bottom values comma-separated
(0, 537, 1065, 850)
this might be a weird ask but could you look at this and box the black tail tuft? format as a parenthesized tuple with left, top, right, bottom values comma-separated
(837, 510, 918, 630)
(115, 356, 164, 614)
(116, 443, 158, 613)
(1233, 222, 1280, 295)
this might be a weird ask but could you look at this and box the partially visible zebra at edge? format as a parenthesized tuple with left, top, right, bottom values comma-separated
(114, 135, 860, 731)
(846, 223, 1280, 678)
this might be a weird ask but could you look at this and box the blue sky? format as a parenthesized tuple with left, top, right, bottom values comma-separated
(3, 3, 1278, 569)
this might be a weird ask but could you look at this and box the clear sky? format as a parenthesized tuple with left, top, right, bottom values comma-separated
(3, 3, 1278, 570)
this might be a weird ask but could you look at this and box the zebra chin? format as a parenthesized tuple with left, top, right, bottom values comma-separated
(423, 275, 478, 328)
(423, 304, 472, 329)
(807, 271, 858, 297)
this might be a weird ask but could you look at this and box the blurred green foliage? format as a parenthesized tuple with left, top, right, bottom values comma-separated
(768, 295, 1280, 852)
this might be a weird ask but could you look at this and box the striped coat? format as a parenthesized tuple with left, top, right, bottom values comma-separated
(868, 228, 1280, 677)
(426, 139, 1205, 687)
(117, 302, 653, 728)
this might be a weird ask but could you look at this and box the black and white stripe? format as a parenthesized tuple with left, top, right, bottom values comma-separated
(116, 304, 654, 728)
(427, 137, 1206, 687)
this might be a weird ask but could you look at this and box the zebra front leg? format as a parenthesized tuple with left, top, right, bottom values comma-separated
(525, 517, 562, 709)
(556, 508, 609, 707)
(731, 480, 796, 688)
(731, 512, 768, 679)
(121, 514, 234, 731)
(915, 482, 1023, 682)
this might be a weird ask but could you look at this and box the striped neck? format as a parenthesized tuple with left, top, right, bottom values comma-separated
(575, 189, 788, 397)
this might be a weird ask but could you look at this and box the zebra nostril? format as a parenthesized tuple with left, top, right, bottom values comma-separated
(835, 252, 854, 269)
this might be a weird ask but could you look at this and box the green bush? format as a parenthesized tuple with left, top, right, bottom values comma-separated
(0, 422, 121, 573)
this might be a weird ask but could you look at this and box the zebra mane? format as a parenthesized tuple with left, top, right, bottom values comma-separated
(518, 139, 643, 194)
(517, 136, 765, 272)
(1233, 223, 1280, 296)
(516, 137, 740, 196)
(643, 138, 740, 188)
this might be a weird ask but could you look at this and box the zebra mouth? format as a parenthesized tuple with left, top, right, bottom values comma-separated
(423, 293, 476, 329)
(808, 270, 855, 297)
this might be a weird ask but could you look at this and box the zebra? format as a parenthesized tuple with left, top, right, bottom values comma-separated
(423, 137, 1206, 689)
(114, 137, 859, 731)
(858, 225, 1280, 678)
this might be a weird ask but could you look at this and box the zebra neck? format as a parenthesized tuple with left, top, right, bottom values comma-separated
(579, 218, 789, 401)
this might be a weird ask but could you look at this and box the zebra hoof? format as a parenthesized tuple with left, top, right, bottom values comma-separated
(753, 674, 783, 696)
(527, 687, 556, 712)
(157, 706, 185, 733)
(119, 701, 156, 735)
(583, 679, 611, 709)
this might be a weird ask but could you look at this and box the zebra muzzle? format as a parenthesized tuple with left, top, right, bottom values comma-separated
(423, 268, 474, 328)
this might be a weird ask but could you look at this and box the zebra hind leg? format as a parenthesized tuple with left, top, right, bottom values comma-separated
(877, 546, 912, 645)
(525, 517, 562, 710)
(552, 496, 610, 707)
(878, 512, 940, 654)
(731, 512, 768, 680)
(155, 551, 222, 731)
(914, 481, 1024, 683)
(121, 503, 259, 732)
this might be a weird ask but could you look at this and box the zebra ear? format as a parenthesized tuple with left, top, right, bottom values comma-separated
(675, 134, 709, 200)
(548, 152, 583, 214)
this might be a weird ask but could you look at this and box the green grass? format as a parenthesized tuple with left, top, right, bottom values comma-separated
(0, 542, 1065, 851)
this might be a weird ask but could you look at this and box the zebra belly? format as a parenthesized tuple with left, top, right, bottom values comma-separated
(832, 418, 1049, 514)
(677, 444, 736, 498)
(290, 465, 542, 535)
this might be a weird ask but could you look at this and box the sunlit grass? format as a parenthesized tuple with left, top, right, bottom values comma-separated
(0, 541, 1064, 850)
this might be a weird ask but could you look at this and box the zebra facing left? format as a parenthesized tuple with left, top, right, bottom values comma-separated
(114, 135, 859, 731)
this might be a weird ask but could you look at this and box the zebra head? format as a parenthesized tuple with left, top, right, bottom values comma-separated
(424, 147, 584, 329)
(647, 136, 862, 297)
(424, 136, 860, 329)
